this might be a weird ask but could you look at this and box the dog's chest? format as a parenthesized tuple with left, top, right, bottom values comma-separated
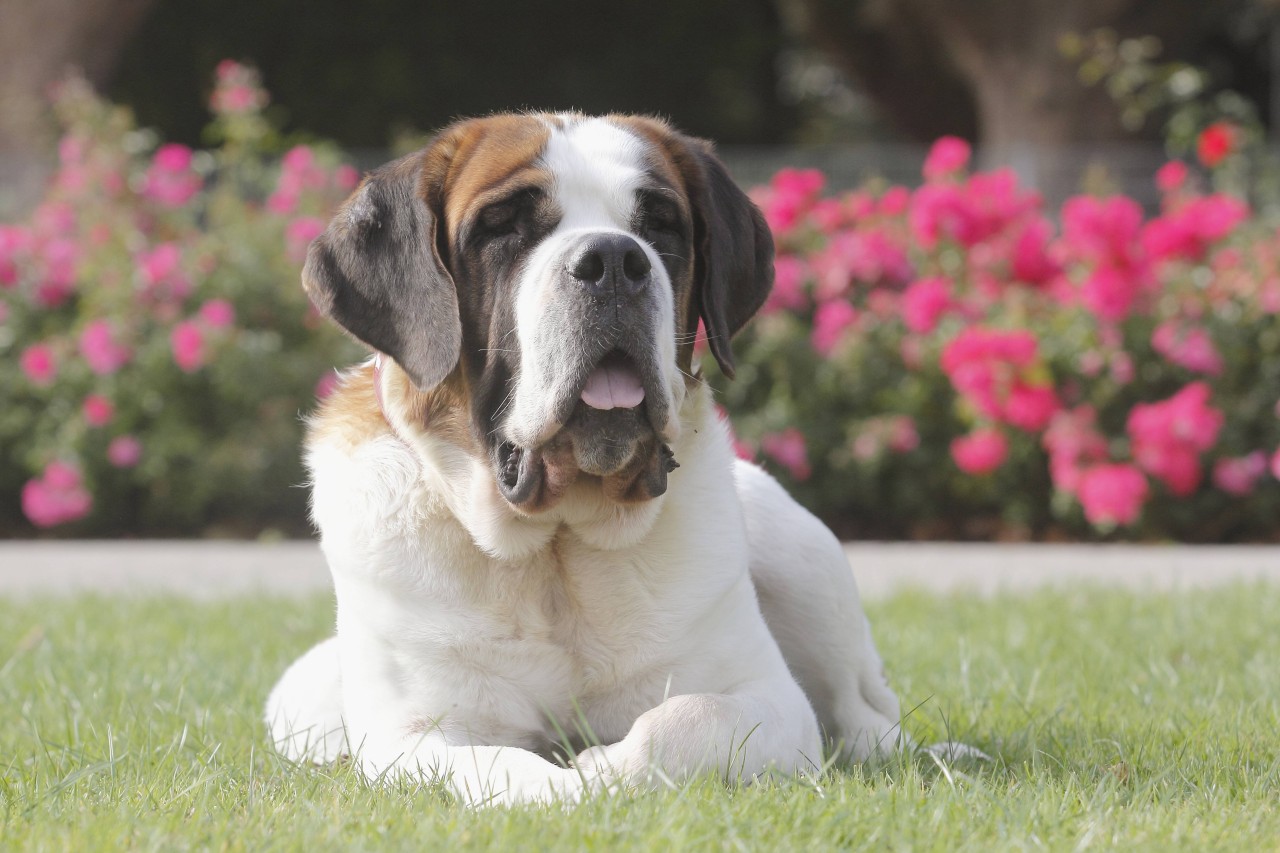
(374, 524, 694, 740)
(453, 534, 673, 684)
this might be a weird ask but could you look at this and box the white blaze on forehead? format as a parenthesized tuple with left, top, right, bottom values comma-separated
(505, 114, 683, 452)
(540, 116, 648, 229)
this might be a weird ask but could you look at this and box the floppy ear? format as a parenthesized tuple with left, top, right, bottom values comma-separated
(302, 149, 461, 390)
(685, 138, 775, 379)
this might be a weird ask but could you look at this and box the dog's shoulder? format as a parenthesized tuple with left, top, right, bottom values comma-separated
(307, 363, 388, 454)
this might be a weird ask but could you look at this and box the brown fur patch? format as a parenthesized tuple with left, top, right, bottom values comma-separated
(423, 115, 556, 242)
(379, 361, 476, 454)
(306, 364, 389, 452)
(307, 361, 478, 458)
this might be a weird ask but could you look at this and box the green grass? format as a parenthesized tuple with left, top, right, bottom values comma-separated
(2, 584, 1279, 851)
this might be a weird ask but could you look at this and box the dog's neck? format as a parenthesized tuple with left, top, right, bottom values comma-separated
(370, 356, 715, 563)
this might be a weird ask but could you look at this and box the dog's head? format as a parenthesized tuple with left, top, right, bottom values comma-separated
(304, 113, 772, 514)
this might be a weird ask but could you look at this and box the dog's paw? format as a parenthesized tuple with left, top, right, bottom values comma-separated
(922, 740, 992, 763)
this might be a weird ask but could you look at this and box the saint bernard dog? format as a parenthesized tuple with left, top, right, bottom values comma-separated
(266, 112, 904, 805)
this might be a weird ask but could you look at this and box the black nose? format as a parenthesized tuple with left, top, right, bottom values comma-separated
(568, 233, 652, 294)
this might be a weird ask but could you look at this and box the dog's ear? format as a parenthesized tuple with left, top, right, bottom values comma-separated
(302, 148, 461, 390)
(683, 137, 774, 380)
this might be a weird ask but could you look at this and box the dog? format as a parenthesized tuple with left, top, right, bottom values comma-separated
(266, 113, 903, 805)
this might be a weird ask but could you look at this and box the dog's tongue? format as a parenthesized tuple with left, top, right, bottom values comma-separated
(581, 359, 645, 410)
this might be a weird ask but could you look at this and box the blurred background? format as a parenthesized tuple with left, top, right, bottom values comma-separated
(7, 0, 1280, 211)
(2, 0, 1279, 541)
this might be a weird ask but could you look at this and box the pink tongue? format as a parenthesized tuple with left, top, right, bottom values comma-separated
(581, 361, 646, 410)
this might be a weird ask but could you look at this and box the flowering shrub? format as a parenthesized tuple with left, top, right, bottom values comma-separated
(718, 132, 1280, 540)
(0, 64, 359, 535)
(3, 66, 1278, 540)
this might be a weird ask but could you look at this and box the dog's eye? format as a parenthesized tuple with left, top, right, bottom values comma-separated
(480, 202, 520, 236)
(477, 189, 542, 242)
(639, 193, 684, 238)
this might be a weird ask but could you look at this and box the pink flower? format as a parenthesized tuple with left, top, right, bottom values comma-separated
(1151, 321, 1224, 376)
(761, 428, 811, 481)
(143, 144, 202, 207)
(33, 202, 75, 237)
(1010, 217, 1060, 285)
(334, 164, 360, 191)
(1143, 195, 1247, 264)
(79, 320, 130, 375)
(58, 134, 88, 166)
(1196, 122, 1237, 168)
(153, 144, 192, 172)
(266, 190, 298, 216)
(1043, 406, 1109, 495)
(1212, 452, 1268, 496)
(877, 186, 910, 217)
(951, 427, 1008, 475)
(764, 255, 808, 314)
(216, 59, 242, 81)
(810, 300, 859, 356)
(199, 298, 236, 329)
(923, 136, 971, 181)
(909, 183, 977, 248)
(1080, 264, 1146, 322)
(211, 84, 262, 114)
(901, 276, 952, 334)
(315, 370, 341, 401)
(82, 394, 114, 427)
(21, 461, 92, 528)
(266, 145, 331, 217)
(140, 242, 181, 282)
(852, 415, 919, 461)
(773, 167, 823, 199)
(1127, 382, 1224, 495)
(107, 435, 142, 468)
(1155, 161, 1189, 194)
(20, 343, 57, 386)
(170, 321, 206, 372)
(1110, 351, 1135, 385)
(852, 431, 882, 462)
(1061, 195, 1145, 267)
(286, 216, 326, 262)
(756, 168, 825, 236)
(810, 228, 912, 296)
(1003, 383, 1060, 432)
(887, 415, 920, 453)
(282, 145, 317, 175)
(34, 237, 81, 306)
(0, 224, 30, 287)
(1077, 464, 1148, 526)
(940, 327, 1052, 428)
(137, 243, 192, 303)
(808, 199, 847, 232)
(1272, 447, 1280, 481)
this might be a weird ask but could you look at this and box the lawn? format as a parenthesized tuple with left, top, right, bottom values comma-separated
(2, 583, 1278, 851)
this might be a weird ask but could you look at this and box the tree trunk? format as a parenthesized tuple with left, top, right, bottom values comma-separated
(780, 0, 1244, 193)
(0, 0, 157, 216)
(776, 0, 979, 142)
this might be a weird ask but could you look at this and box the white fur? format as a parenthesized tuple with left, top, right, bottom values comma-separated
(266, 119, 902, 805)
(507, 117, 682, 451)
(268, 383, 902, 805)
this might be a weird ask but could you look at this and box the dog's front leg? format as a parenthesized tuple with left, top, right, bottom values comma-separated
(575, 678, 822, 789)
(359, 735, 592, 807)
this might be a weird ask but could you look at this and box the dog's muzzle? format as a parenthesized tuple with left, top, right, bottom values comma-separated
(495, 231, 677, 511)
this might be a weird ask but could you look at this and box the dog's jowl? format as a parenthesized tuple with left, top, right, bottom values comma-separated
(266, 113, 902, 805)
